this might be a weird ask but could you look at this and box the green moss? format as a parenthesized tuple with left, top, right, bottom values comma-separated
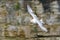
(34, 27, 38, 32)
(13, 2, 20, 10)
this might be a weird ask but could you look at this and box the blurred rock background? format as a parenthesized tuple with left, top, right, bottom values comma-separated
(0, 0, 60, 40)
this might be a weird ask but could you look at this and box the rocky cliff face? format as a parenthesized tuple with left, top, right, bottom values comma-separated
(0, 0, 60, 40)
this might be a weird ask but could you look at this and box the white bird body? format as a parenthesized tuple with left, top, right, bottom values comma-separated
(31, 18, 44, 24)
(30, 19, 36, 24)
(27, 5, 48, 32)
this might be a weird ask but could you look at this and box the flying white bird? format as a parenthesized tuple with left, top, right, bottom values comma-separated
(27, 5, 48, 32)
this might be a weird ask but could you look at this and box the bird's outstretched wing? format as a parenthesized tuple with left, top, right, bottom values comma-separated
(27, 5, 48, 32)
